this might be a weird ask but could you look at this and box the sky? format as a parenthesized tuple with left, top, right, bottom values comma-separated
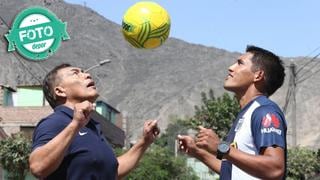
(64, 0, 320, 57)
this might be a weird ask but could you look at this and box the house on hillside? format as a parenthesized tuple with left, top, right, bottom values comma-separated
(0, 84, 125, 147)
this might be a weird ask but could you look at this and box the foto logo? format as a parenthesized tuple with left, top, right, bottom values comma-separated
(5, 6, 70, 61)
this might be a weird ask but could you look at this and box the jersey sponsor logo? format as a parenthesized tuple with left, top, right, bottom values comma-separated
(261, 113, 282, 135)
(262, 113, 280, 128)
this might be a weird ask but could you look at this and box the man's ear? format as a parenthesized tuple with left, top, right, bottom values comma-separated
(254, 70, 265, 82)
(54, 86, 67, 98)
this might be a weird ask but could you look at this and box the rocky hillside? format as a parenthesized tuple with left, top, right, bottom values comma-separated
(0, 0, 319, 148)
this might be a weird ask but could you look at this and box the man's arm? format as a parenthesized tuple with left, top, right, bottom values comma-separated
(117, 120, 159, 179)
(196, 127, 285, 179)
(29, 101, 93, 178)
(177, 135, 222, 173)
(226, 107, 286, 179)
(29, 121, 81, 178)
(226, 146, 285, 179)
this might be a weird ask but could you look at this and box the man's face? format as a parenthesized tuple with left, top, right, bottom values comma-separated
(55, 67, 99, 103)
(224, 52, 256, 94)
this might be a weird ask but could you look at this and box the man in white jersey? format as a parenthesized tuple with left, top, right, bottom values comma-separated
(178, 45, 287, 180)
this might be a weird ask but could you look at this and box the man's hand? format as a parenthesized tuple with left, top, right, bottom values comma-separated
(117, 120, 159, 178)
(142, 120, 160, 145)
(177, 134, 223, 174)
(72, 101, 95, 128)
(177, 135, 199, 157)
(195, 126, 220, 154)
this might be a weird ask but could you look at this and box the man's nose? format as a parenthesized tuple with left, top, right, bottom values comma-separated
(83, 72, 92, 79)
(228, 63, 236, 72)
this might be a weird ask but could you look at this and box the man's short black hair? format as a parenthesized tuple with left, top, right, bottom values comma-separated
(246, 45, 285, 96)
(43, 64, 71, 108)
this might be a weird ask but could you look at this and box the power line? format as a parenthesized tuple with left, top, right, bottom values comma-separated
(295, 52, 320, 82)
(0, 15, 9, 27)
(281, 45, 320, 147)
(295, 46, 320, 75)
(296, 67, 320, 84)
(0, 15, 44, 84)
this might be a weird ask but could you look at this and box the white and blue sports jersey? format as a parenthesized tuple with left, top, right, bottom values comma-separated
(220, 96, 287, 180)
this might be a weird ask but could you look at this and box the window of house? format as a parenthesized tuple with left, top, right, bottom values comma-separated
(2, 88, 14, 106)
(96, 101, 117, 123)
(16, 86, 45, 107)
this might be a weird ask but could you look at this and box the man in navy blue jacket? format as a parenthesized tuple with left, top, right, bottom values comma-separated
(29, 64, 159, 179)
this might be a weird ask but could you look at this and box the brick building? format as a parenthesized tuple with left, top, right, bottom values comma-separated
(0, 84, 125, 147)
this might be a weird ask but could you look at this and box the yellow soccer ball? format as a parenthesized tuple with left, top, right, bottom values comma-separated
(122, 1, 171, 49)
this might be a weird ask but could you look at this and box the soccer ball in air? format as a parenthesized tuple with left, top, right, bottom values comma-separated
(122, 1, 171, 49)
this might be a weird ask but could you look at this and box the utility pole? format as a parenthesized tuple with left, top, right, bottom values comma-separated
(289, 62, 297, 146)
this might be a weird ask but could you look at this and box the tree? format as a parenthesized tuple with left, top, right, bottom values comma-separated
(115, 118, 199, 180)
(0, 132, 31, 180)
(155, 116, 192, 155)
(115, 145, 199, 180)
(186, 89, 240, 138)
(287, 147, 320, 180)
(123, 144, 199, 180)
